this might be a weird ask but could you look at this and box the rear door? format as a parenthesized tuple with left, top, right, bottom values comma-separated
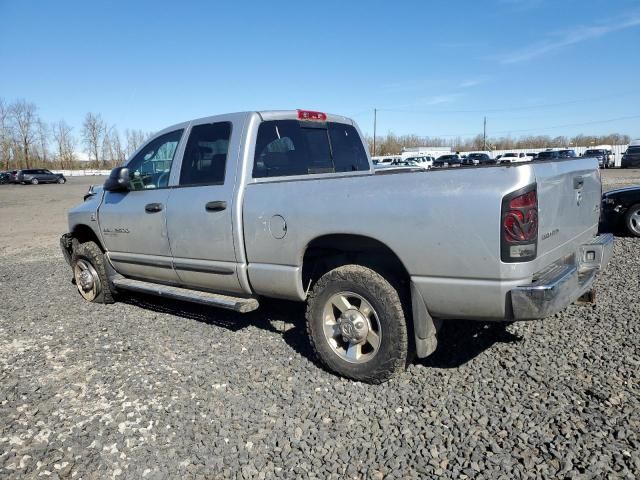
(532, 158, 601, 258)
(165, 120, 243, 293)
(98, 129, 184, 284)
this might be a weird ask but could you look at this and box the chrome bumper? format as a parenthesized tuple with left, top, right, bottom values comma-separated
(510, 233, 614, 320)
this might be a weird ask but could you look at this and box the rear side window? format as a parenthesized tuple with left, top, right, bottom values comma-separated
(328, 123, 370, 172)
(253, 120, 369, 178)
(180, 122, 231, 186)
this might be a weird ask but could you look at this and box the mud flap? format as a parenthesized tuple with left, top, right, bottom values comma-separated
(411, 281, 440, 358)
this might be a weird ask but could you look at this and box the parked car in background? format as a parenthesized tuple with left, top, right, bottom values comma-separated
(601, 185, 640, 237)
(400, 156, 433, 169)
(0, 171, 10, 184)
(621, 144, 640, 168)
(498, 152, 531, 164)
(7, 170, 19, 183)
(536, 149, 577, 161)
(433, 154, 462, 167)
(527, 153, 538, 160)
(463, 153, 495, 166)
(17, 169, 66, 185)
(583, 148, 614, 169)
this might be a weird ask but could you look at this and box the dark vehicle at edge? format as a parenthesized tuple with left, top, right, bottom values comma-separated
(16, 169, 67, 185)
(463, 153, 496, 166)
(433, 154, 462, 168)
(621, 146, 640, 168)
(601, 185, 640, 237)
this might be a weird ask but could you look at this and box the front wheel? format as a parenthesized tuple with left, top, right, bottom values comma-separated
(58, 177, 66, 184)
(31, 178, 39, 185)
(624, 204, 640, 237)
(306, 265, 409, 383)
(71, 241, 115, 303)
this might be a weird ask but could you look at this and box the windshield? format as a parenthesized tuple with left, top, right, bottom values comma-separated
(584, 150, 603, 156)
(503, 153, 517, 157)
(627, 146, 640, 154)
(537, 151, 554, 159)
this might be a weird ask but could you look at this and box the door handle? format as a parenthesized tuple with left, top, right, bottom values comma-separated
(145, 203, 164, 213)
(205, 201, 227, 212)
(573, 176, 584, 189)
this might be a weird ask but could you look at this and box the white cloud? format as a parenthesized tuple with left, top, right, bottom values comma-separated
(458, 76, 490, 88)
(498, 11, 640, 64)
(421, 94, 462, 105)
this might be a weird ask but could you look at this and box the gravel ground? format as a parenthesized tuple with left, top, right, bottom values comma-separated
(1, 171, 639, 479)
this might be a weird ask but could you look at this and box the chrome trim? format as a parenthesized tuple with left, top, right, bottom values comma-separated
(510, 234, 614, 320)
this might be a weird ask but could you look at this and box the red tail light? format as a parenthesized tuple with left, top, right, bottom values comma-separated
(501, 186, 538, 262)
(297, 109, 327, 121)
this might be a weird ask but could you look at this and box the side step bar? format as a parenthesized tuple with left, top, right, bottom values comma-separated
(111, 277, 259, 313)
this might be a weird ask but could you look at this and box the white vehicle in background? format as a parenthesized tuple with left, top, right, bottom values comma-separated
(398, 155, 434, 169)
(371, 156, 402, 168)
(498, 152, 532, 164)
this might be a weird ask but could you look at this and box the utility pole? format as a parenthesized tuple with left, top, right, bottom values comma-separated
(373, 108, 377, 156)
(483, 116, 487, 151)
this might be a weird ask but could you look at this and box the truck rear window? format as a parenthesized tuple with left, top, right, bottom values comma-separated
(253, 120, 369, 178)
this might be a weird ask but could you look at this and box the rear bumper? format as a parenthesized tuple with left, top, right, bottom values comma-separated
(510, 233, 614, 320)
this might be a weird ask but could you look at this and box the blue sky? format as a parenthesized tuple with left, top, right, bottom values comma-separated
(1, 0, 640, 140)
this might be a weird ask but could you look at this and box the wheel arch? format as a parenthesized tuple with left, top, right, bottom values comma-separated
(301, 233, 411, 294)
(71, 224, 105, 251)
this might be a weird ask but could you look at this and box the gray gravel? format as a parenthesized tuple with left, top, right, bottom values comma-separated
(1, 171, 639, 479)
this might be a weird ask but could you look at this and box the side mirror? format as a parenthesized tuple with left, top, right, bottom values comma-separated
(104, 167, 130, 192)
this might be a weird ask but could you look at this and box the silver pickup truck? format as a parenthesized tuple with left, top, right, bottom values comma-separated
(61, 110, 614, 383)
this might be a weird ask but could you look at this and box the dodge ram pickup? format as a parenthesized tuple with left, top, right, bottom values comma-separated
(61, 109, 614, 383)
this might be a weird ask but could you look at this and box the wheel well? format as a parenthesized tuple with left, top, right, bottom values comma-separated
(72, 224, 104, 251)
(301, 234, 410, 291)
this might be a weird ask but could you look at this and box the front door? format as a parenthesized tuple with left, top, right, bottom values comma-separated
(166, 120, 243, 293)
(99, 129, 185, 284)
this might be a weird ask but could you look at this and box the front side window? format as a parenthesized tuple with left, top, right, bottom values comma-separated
(253, 120, 369, 178)
(127, 129, 183, 190)
(180, 122, 232, 186)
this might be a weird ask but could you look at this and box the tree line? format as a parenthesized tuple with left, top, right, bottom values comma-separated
(0, 97, 634, 169)
(363, 132, 632, 156)
(0, 98, 152, 171)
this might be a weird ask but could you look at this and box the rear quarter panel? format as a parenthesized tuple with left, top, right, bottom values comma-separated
(242, 166, 539, 313)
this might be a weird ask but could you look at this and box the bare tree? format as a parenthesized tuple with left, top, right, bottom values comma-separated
(10, 99, 38, 168)
(0, 98, 12, 170)
(52, 120, 76, 169)
(82, 112, 106, 167)
(36, 118, 50, 164)
(125, 128, 147, 156)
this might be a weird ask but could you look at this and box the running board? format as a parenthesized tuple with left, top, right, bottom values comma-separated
(111, 277, 259, 313)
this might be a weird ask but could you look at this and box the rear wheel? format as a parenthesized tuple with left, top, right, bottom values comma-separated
(31, 178, 39, 185)
(71, 241, 115, 303)
(306, 265, 408, 383)
(624, 204, 640, 237)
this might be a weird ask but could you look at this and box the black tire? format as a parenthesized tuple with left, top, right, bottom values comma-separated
(71, 241, 115, 304)
(306, 264, 409, 383)
(624, 203, 640, 237)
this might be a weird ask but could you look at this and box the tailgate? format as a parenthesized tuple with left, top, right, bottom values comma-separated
(533, 158, 601, 259)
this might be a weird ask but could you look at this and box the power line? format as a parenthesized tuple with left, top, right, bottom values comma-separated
(398, 114, 640, 138)
(372, 90, 637, 115)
